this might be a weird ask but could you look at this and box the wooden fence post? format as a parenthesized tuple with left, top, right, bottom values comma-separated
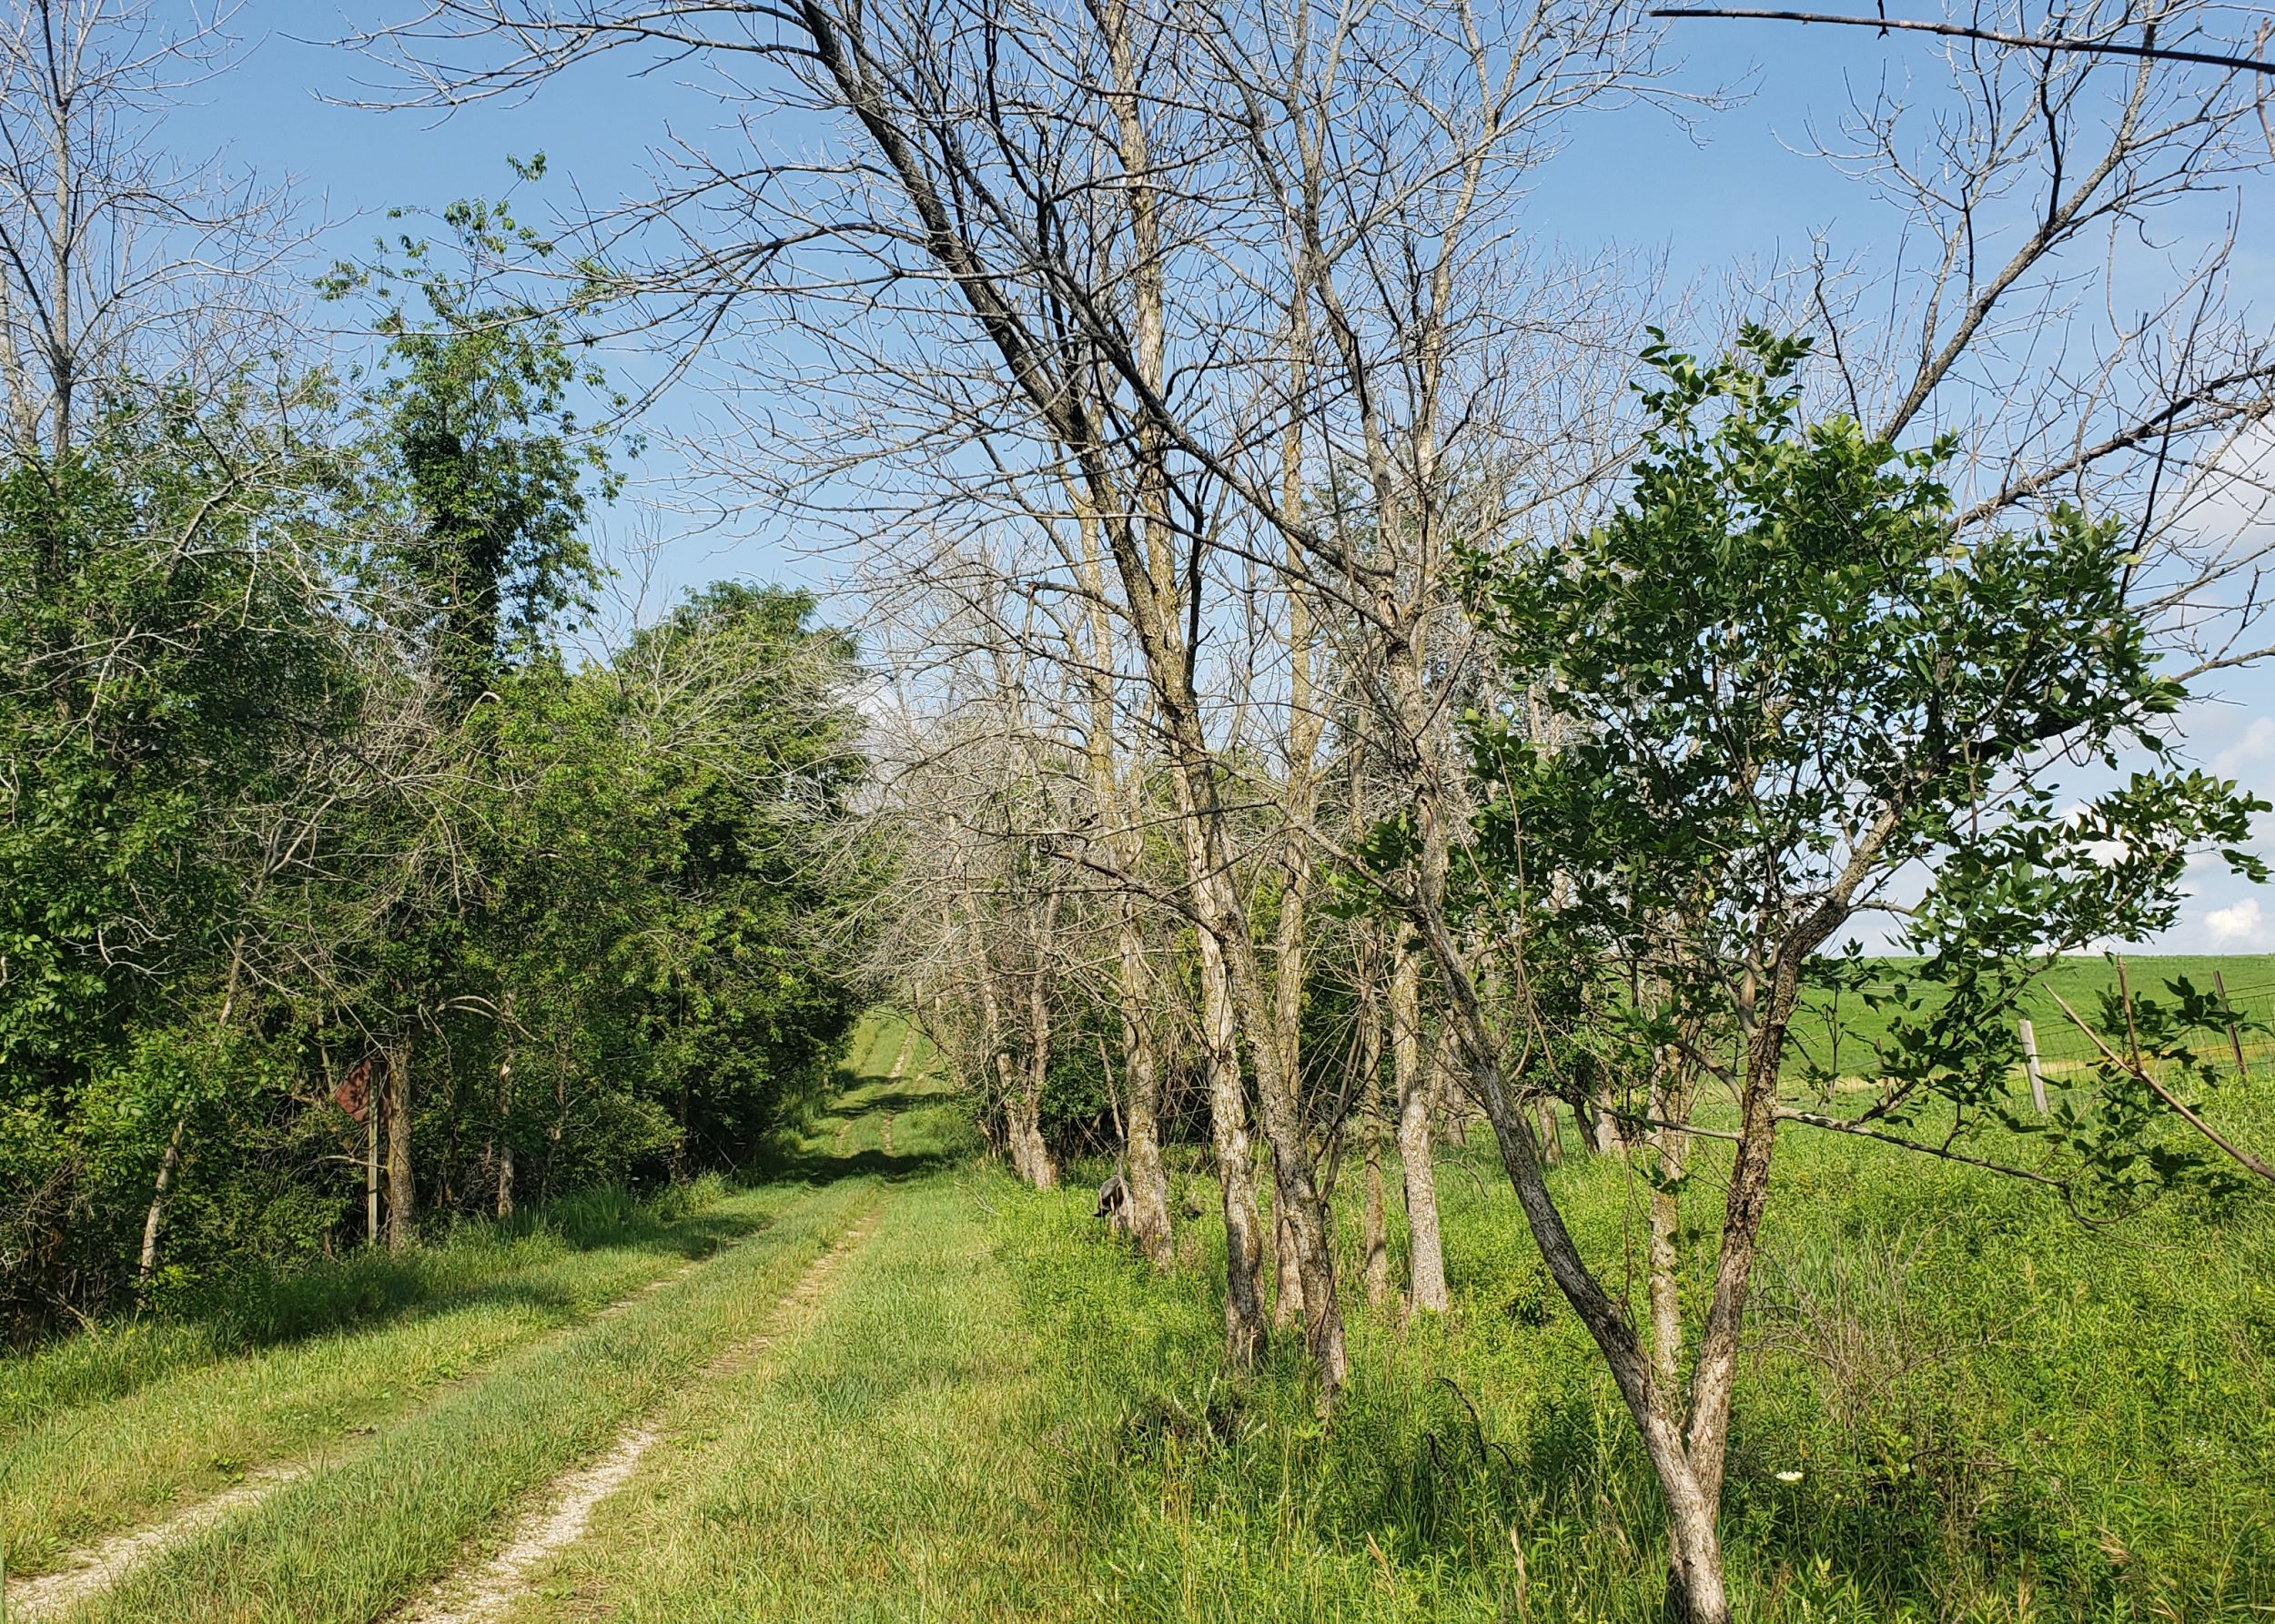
(2018, 1018, 2048, 1115)
(2215, 970, 2250, 1084)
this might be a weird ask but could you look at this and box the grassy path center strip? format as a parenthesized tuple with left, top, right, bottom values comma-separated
(399, 1209, 885, 1624)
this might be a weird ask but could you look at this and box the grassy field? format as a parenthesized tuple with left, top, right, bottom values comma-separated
(5, 1006, 2270, 1622)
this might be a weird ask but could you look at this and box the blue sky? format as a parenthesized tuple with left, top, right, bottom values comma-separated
(180, 5, 2275, 953)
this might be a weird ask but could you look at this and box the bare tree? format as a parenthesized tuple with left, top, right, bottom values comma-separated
(358, 0, 2274, 1604)
(0, 0, 296, 459)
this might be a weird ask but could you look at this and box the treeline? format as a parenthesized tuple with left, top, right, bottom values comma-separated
(1, 178, 866, 1332)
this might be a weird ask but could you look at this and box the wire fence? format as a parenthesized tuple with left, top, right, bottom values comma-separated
(2023, 983, 2275, 1083)
(1788, 968, 2275, 1092)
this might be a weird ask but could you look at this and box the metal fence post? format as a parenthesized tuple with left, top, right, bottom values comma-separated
(2018, 1018, 2048, 1115)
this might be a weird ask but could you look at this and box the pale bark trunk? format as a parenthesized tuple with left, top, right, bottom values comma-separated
(386, 1041, 414, 1253)
(1117, 915, 1174, 1266)
(1272, 1191, 1306, 1328)
(1075, 489, 1170, 1260)
(366, 1094, 380, 1246)
(1089, 4, 1330, 1385)
(1194, 905, 1269, 1362)
(977, 973, 1026, 1178)
(1646, 1061, 1688, 1396)
(136, 1109, 188, 1294)
(1590, 1074, 1627, 1154)
(1207, 873, 1345, 1388)
(1390, 932, 1448, 1312)
(1022, 896, 1061, 1189)
(1268, 360, 1324, 1337)
(1362, 1124, 1390, 1309)
(496, 995, 516, 1219)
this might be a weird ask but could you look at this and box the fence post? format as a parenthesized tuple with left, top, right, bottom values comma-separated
(2215, 970, 2250, 1084)
(2018, 1018, 2048, 1115)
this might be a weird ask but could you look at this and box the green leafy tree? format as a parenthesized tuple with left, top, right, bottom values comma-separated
(0, 389, 349, 1327)
(1441, 327, 2265, 1623)
(320, 182, 619, 1248)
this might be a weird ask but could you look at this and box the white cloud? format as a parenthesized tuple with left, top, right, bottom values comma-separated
(2204, 896, 2267, 947)
(2214, 715, 2275, 779)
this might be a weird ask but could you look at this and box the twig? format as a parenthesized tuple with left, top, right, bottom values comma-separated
(1775, 1109, 2071, 1189)
(1649, 8, 2275, 76)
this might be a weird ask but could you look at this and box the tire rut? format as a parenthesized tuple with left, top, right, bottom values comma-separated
(392, 1205, 886, 1624)
(4, 1465, 307, 1621)
(2, 1238, 734, 1619)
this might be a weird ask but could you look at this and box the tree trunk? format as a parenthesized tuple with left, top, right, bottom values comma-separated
(976, 972, 1033, 1181)
(367, 1092, 380, 1246)
(541, 1043, 568, 1203)
(1195, 913, 1269, 1362)
(1646, 1066, 1689, 1397)
(1535, 1097, 1562, 1165)
(1117, 914, 1174, 1266)
(1590, 1074, 1626, 1154)
(136, 1109, 189, 1296)
(1362, 1014, 1391, 1312)
(1022, 899, 1060, 1189)
(1454, 1012, 1736, 1624)
(496, 1038, 516, 1221)
(1390, 931, 1448, 1312)
(1273, 1187, 1306, 1328)
(1203, 859, 1345, 1390)
(385, 1041, 414, 1253)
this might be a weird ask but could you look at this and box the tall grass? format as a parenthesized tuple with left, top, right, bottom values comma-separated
(3, 1174, 738, 1428)
(1006, 1115, 2275, 1621)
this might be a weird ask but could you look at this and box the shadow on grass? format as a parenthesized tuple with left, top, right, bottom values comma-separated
(7, 1196, 781, 1426)
(746, 1135, 958, 1186)
(819, 1083, 957, 1118)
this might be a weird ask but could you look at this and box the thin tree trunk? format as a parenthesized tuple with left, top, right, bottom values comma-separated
(1022, 893, 1061, 1189)
(1361, 986, 1390, 1308)
(138, 962, 245, 1293)
(1535, 1097, 1562, 1165)
(1591, 1073, 1627, 1154)
(367, 1088, 380, 1246)
(977, 972, 1029, 1180)
(1273, 1189, 1306, 1328)
(136, 1110, 188, 1296)
(496, 1027, 516, 1221)
(1269, 388, 1323, 1335)
(386, 1040, 414, 1253)
(1195, 909, 1269, 1362)
(1390, 931, 1449, 1312)
(1117, 913, 1174, 1266)
(1646, 1056, 1689, 1397)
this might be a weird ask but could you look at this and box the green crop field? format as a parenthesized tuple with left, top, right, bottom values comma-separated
(1789, 953, 2275, 1081)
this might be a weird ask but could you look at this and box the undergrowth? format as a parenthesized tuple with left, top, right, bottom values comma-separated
(1004, 1124, 2275, 1621)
